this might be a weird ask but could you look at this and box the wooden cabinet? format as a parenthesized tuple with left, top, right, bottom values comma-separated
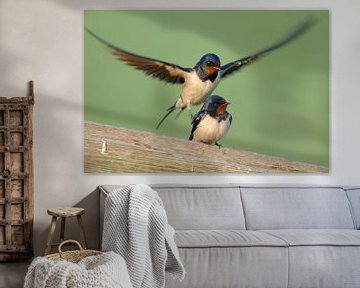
(0, 81, 34, 261)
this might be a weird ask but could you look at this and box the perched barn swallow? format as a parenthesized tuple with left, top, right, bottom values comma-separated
(189, 95, 232, 146)
(85, 19, 313, 128)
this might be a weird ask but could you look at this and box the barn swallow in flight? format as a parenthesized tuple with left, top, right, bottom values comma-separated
(189, 95, 232, 146)
(85, 19, 314, 128)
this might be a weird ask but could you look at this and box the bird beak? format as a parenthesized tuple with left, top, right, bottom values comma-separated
(213, 66, 221, 71)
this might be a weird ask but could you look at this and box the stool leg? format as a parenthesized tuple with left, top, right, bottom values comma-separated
(77, 215, 87, 249)
(45, 216, 57, 255)
(60, 217, 66, 243)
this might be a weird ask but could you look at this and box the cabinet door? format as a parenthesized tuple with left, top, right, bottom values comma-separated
(0, 101, 33, 261)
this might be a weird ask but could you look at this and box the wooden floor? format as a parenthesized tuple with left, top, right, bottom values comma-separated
(0, 261, 30, 288)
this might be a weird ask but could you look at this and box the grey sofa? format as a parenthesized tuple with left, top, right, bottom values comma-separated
(99, 185, 360, 288)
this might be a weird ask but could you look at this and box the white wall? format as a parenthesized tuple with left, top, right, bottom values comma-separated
(0, 0, 359, 256)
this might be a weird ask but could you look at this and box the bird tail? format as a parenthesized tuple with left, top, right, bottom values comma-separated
(156, 105, 177, 129)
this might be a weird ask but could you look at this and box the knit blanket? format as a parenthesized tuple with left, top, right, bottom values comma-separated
(102, 184, 185, 288)
(24, 251, 133, 288)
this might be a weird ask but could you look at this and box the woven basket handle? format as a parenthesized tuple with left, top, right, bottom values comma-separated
(58, 240, 83, 255)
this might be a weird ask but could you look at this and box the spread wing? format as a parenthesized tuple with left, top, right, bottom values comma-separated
(221, 18, 315, 79)
(85, 28, 190, 84)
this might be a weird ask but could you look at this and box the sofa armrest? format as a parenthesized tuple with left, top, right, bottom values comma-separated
(99, 186, 109, 250)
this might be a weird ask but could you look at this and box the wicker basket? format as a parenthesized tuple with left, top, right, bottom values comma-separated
(45, 240, 102, 263)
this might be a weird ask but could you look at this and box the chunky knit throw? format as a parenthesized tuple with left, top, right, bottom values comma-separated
(102, 184, 185, 288)
(24, 251, 133, 288)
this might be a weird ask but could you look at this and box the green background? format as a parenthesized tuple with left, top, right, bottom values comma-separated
(84, 10, 329, 167)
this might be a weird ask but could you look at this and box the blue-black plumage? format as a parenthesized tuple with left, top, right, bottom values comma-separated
(189, 95, 232, 146)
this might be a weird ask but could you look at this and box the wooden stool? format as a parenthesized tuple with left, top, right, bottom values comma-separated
(45, 207, 87, 255)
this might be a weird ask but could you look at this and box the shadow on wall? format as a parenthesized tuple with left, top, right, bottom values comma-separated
(0, 3, 136, 256)
(0, 77, 94, 256)
(38, 188, 100, 256)
(30, 94, 84, 256)
(30, 85, 117, 256)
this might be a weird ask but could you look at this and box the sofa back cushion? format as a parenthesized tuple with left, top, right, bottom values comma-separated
(240, 187, 355, 230)
(153, 185, 246, 230)
(345, 188, 360, 229)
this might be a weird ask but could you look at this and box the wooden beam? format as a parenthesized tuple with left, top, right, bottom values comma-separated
(84, 121, 329, 173)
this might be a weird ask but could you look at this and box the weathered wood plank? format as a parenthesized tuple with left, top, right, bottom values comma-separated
(0, 80, 34, 261)
(84, 121, 328, 173)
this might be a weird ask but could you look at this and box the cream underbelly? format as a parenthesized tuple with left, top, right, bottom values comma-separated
(178, 72, 220, 108)
(192, 115, 231, 144)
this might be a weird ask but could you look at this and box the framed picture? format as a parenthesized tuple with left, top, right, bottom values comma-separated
(84, 10, 329, 173)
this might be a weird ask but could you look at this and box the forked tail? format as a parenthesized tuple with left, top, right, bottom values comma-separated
(156, 105, 177, 129)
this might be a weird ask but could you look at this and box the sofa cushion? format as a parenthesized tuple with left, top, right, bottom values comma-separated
(262, 229, 360, 246)
(240, 187, 355, 230)
(345, 188, 360, 229)
(287, 246, 360, 288)
(154, 186, 246, 230)
(175, 230, 288, 248)
(259, 230, 360, 288)
(165, 246, 288, 288)
(100, 185, 246, 230)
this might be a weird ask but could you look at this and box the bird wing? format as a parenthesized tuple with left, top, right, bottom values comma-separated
(189, 110, 206, 140)
(228, 113, 233, 125)
(220, 19, 315, 79)
(86, 28, 190, 84)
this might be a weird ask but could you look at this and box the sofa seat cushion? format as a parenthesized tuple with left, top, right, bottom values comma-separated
(260, 230, 360, 288)
(175, 230, 288, 248)
(262, 229, 360, 246)
(168, 231, 289, 288)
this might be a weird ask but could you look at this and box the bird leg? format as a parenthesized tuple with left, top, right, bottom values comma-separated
(187, 106, 194, 120)
(215, 142, 222, 148)
(189, 111, 194, 120)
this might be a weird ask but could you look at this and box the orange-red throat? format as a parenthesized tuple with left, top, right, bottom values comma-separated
(204, 62, 221, 75)
(216, 101, 229, 115)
